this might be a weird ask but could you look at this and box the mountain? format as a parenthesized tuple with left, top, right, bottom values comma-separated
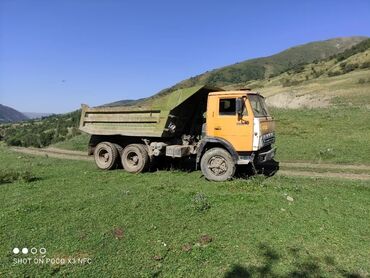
(104, 36, 367, 109)
(23, 112, 53, 119)
(101, 99, 145, 107)
(233, 38, 370, 108)
(156, 36, 367, 95)
(0, 104, 29, 123)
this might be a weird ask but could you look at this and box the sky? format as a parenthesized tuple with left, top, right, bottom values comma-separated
(0, 0, 369, 113)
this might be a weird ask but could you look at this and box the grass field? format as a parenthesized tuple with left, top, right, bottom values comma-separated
(272, 106, 370, 164)
(52, 133, 90, 152)
(0, 145, 369, 277)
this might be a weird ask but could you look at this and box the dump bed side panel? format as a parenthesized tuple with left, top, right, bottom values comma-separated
(79, 86, 222, 138)
(79, 105, 165, 137)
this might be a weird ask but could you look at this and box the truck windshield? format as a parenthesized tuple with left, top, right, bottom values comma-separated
(248, 95, 270, 117)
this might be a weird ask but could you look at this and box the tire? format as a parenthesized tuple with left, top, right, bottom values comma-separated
(121, 144, 150, 173)
(114, 144, 123, 168)
(200, 147, 236, 181)
(114, 143, 123, 155)
(94, 142, 119, 170)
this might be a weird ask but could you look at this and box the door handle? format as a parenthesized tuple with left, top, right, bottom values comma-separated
(214, 126, 222, 130)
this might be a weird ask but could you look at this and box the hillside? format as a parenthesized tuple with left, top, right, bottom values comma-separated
(102, 98, 146, 107)
(0, 104, 28, 123)
(23, 112, 53, 119)
(0, 110, 81, 147)
(156, 36, 366, 95)
(106, 36, 369, 110)
(228, 38, 370, 108)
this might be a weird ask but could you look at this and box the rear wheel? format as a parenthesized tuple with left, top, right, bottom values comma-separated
(121, 144, 150, 173)
(200, 147, 235, 181)
(94, 142, 118, 170)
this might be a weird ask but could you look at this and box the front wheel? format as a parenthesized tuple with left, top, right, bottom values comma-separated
(121, 144, 150, 173)
(200, 148, 236, 181)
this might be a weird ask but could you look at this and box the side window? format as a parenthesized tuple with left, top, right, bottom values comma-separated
(219, 98, 236, 115)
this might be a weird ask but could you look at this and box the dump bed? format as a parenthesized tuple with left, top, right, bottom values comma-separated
(79, 86, 219, 138)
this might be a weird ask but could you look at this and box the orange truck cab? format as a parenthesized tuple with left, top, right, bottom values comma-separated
(196, 90, 276, 180)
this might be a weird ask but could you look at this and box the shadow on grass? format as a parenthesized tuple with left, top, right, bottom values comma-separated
(149, 156, 197, 173)
(235, 159, 280, 179)
(149, 157, 280, 180)
(256, 159, 280, 177)
(224, 243, 363, 278)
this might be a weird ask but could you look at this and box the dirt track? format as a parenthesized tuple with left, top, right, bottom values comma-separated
(10, 147, 370, 181)
(11, 146, 93, 161)
(280, 161, 370, 171)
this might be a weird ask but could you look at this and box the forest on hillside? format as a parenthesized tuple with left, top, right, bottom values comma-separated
(0, 110, 81, 148)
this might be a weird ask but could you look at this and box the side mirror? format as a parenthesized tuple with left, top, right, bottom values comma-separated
(236, 98, 243, 115)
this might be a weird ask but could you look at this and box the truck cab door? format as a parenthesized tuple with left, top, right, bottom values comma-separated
(206, 95, 253, 152)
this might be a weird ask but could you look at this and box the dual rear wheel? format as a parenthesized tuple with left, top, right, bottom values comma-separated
(121, 144, 149, 173)
(94, 142, 118, 170)
(94, 142, 149, 173)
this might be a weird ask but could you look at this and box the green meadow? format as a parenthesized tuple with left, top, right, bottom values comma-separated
(0, 145, 369, 277)
(272, 106, 370, 164)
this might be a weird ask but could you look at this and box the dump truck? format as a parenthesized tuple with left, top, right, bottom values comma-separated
(79, 86, 276, 181)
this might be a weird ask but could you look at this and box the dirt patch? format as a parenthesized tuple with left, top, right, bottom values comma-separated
(198, 234, 213, 245)
(278, 170, 370, 181)
(280, 161, 370, 171)
(45, 147, 87, 156)
(266, 92, 330, 108)
(112, 227, 124, 240)
(181, 243, 192, 252)
(153, 255, 163, 261)
(11, 147, 93, 161)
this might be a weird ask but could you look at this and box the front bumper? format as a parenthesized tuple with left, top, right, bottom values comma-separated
(257, 147, 276, 164)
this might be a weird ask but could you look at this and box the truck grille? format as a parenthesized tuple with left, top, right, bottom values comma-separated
(262, 133, 275, 145)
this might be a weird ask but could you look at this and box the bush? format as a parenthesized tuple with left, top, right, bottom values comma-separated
(312, 70, 324, 78)
(328, 71, 342, 77)
(342, 63, 359, 74)
(281, 79, 303, 87)
(192, 192, 211, 212)
(39, 131, 54, 147)
(360, 61, 370, 69)
(18, 171, 38, 183)
(0, 169, 38, 184)
(358, 78, 366, 84)
(333, 38, 370, 62)
(2, 110, 82, 148)
(0, 170, 17, 184)
(358, 78, 370, 84)
(318, 148, 336, 159)
(291, 63, 305, 74)
(6, 136, 22, 146)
